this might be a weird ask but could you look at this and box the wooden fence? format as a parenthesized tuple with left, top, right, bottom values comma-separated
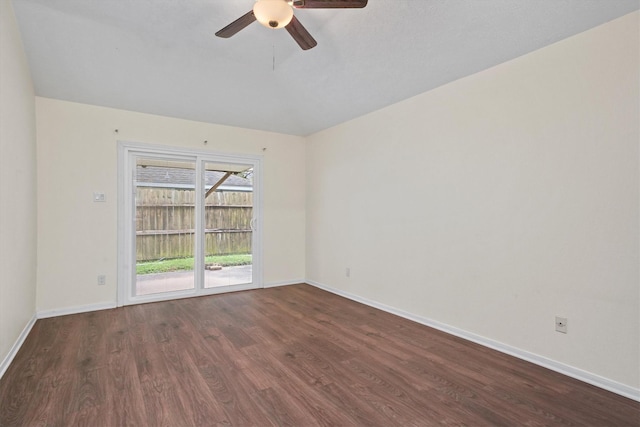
(136, 188, 252, 261)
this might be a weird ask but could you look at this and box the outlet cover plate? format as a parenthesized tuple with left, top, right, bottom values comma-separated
(555, 316, 567, 333)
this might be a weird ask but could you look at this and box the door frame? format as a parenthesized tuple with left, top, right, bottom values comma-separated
(117, 141, 263, 307)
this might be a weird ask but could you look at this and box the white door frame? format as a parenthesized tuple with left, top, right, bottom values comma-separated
(117, 141, 263, 307)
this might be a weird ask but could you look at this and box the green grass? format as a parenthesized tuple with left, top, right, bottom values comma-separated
(136, 254, 252, 275)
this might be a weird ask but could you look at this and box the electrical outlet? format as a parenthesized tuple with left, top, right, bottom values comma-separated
(555, 316, 567, 334)
(97, 274, 106, 286)
(93, 192, 106, 202)
(345, 267, 350, 278)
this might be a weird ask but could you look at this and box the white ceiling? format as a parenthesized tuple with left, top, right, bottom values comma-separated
(12, 0, 639, 136)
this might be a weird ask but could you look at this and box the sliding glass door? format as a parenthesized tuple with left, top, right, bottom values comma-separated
(118, 143, 262, 306)
(134, 157, 197, 297)
(202, 161, 254, 290)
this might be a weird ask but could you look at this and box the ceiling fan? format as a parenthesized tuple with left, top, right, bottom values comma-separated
(215, 0, 368, 50)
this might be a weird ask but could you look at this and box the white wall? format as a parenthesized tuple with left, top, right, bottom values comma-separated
(306, 11, 639, 391)
(0, 0, 37, 370)
(35, 98, 306, 312)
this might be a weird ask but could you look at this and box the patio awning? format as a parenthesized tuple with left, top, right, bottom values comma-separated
(137, 159, 251, 173)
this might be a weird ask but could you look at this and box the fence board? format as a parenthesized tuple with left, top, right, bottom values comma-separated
(135, 188, 253, 261)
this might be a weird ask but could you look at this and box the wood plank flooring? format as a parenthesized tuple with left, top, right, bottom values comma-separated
(1, 284, 638, 426)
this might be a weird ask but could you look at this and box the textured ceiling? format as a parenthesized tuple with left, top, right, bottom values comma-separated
(12, 0, 640, 136)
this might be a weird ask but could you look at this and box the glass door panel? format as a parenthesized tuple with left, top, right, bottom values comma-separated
(119, 143, 262, 307)
(134, 157, 196, 296)
(203, 162, 253, 289)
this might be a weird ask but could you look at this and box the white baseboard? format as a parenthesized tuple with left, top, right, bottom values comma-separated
(37, 301, 117, 319)
(263, 279, 305, 289)
(306, 280, 640, 402)
(0, 313, 37, 380)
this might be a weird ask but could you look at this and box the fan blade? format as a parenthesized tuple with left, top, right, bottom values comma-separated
(285, 16, 317, 50)
(292, 0, 367, 8)
(215, 11, 256, 38)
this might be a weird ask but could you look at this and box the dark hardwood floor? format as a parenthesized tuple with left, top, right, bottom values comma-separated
(1, 284, 638, 426)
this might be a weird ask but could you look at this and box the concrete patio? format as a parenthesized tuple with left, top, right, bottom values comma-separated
(135, 265, 253, 295)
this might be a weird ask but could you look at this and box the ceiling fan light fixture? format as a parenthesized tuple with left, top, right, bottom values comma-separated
(253, 0, 294, 29)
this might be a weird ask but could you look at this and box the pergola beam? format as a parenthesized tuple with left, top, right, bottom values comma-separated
(204, 171, 233, 198)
